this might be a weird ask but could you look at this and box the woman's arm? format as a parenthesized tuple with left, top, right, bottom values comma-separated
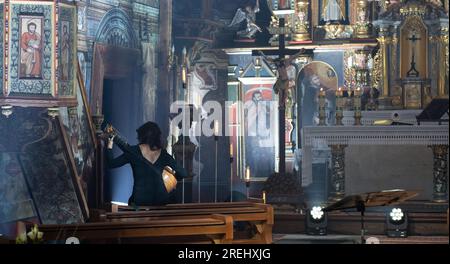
(105, 137, 130, 169)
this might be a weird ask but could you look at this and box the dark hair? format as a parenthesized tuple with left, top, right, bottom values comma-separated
(252, 91, 262, 101)
(136, 121, 163, 150)
(27, 22, 37, 30)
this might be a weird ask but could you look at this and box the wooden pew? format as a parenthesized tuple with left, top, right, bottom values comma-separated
(94, 202, 274, 244)
(26, 214, 233, 244)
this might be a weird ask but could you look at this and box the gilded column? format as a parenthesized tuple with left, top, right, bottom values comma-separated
(377, 27, 391, 100)
(391, 27, 399, 88)
(329, 144, 347, 202)
(438, 27, 449, 98)
(430, 145, 449, 203)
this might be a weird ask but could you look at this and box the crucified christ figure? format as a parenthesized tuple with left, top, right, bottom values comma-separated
(258, 49, 305, 103)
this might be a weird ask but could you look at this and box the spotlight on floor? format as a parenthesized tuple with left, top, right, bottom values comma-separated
(306, 206, 327, 235)
(386, 208, 408, 238)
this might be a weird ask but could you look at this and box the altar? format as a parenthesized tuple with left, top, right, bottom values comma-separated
(302, 122, 449, 203)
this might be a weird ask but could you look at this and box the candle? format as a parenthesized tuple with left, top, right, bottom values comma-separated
(336, 87, 344, 108)
(181, 65, 187, 85)
(319, 88, 326, 106)
(214, 120, 220, 137)
(245, 167, 250, 182)
(262, 191, 266, 204)
(355, 87, 361, 97)
(230, 143, 233, 157)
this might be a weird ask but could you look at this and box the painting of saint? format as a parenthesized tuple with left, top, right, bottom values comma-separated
(20, 17, 43, 79)
(60, 22, 71, 81)
(321, 0, 346, 22)
(244, 85, 276, 178)
(297, 62, 338, 128)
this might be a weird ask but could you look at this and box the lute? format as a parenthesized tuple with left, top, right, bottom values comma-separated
(104, 124, 178, 193)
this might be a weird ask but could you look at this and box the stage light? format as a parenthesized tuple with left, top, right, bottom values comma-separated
(306, 206, 327, 236)
(311, 206, 324, 220)
(386, 208, 408, 238)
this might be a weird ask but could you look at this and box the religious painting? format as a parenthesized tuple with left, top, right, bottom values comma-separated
(297, 61, 338, 130)
(59, 63, 96, 207)
(402, 82, 422, 109)
(19, 16, 44, 79)
(267, 0, 291, 10)
(19, 116, 85, 224)
(243, 84, 277, 178)
(58, 4, 77, 97)
(319, 0, 348, 24)
(9, 3, 53, 95)
(0, 153, 36, 223)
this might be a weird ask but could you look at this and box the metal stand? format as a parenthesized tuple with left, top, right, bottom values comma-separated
(214, 136, 218, 203)
(230, 156, 234, 202)
(246, 181, 250, 199)
(356, 200, 366, 244)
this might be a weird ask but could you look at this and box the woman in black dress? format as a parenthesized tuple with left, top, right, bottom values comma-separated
(106, 121, 187, 206)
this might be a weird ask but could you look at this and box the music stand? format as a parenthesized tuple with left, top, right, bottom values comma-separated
(416, 98, 449, 125)
(323, 189, 418, 244)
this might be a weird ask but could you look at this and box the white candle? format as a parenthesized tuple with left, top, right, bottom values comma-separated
(214, 120, 220, 137)
(245, 167, 250, 181)
(230, 143, 233, 157)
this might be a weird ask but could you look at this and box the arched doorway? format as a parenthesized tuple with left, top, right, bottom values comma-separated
(90, 8, 141, 204)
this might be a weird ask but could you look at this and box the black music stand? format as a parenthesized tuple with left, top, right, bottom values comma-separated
(416, 98, 449, 125)
(323, 189, 418, 244)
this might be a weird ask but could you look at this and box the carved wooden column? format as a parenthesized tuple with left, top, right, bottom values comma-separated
(92, 113, 105, 208)
(430, 145, 448, 203)
(329, 144, 347, 201)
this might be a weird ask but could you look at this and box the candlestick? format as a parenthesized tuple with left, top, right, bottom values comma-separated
(262, 191, 266, 204)
(230, 143, 234, 202)
(318, 88, 326, 126)
(354, 87, 362, 126)
(335, 87, 344, 126)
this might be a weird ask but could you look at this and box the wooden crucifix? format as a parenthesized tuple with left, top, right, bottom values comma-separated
(252, 18, 308, 178)
(407, 33, 421, 77)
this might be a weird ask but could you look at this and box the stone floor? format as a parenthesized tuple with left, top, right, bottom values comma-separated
(273, 234, 449, 244)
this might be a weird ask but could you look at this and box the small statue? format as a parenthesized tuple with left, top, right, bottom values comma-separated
(229, 0, 262, 39)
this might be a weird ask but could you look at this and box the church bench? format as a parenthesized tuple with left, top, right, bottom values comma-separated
(26, 214, 233, 244)
(95, 202, 274, 244)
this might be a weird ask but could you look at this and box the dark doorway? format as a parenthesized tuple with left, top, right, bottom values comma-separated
(102, 77, 142, 204)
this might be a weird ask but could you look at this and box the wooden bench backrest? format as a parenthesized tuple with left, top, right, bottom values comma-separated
(26, 214, 233, 243)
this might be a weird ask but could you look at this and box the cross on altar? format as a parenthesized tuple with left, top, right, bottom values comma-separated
(407, 33, 421, 77)
(251, 18, 308, 177)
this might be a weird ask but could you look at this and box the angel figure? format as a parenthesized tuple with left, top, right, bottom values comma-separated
(229, 0, 262, 39)
(259, 49, 306, 97)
